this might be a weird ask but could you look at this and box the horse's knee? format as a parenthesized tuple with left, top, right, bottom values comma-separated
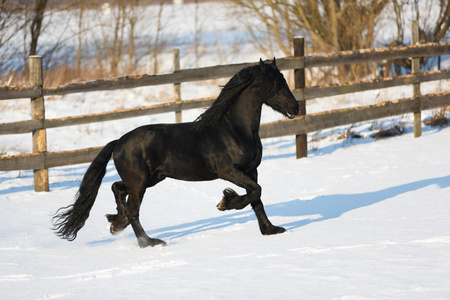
(251, 199, 263, 209)
(112, 181, 128, 195)
(250, 185, 261, 200)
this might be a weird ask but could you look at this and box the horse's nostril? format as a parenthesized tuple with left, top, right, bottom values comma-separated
(293, 105, 299, 116)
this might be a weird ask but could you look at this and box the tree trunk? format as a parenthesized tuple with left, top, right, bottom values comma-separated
(29, 0, 48, 56)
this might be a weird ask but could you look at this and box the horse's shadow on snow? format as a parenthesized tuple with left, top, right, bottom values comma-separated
(125, 174, 450, 242)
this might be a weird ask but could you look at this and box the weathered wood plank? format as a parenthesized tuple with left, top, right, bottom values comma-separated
(1, 43, 448, 100)
(1, 68, 448, 136)
(0, 147, 104, 171)
(0, 86, 40, 100)
(293, 69, 450, 101)
(29, 56, 49, 192)
(46, 147, 104, 168)
(39, 43, 449, 97)
(0, 119, 42, 135)
(411, 21, 422, 138)
(174, 49, 182, 123)
(44, 97, 215, 129)
(294, 36, 307, 159)
(2, 92, 448, 172)
(305, 42, 450, 68)
(0, 153, 44, 171)
(40, 57, 302, 97)
(260, 91, 450, 138)
(0, 97, 215, 135)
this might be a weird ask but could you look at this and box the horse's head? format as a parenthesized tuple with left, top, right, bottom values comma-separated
(256, 58, 299, 119)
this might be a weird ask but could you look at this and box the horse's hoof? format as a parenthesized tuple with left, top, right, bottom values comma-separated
(216, 199, 228, 211)
(110, 224, 118, 235)
(106, 214, 129, 235)
(261, 225, 286, 235)
(217, 188, 240, 211)
(109, 223, 127, 235)
(137, 237, 167, 248)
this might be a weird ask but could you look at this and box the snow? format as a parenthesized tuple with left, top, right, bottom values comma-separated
(1, 1, 450, 299)
(1, 126, 450, 299)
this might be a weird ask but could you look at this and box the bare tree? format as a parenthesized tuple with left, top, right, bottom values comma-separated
(152, 0, 165, 74)
(29, 0, 48, 56)
(194, 0, 200, 67)
(0, 0, 25, 74)
(76, 0, 85, 77)
(111, 0, 126, 75)
(95, 0, 127, 76)
(127, 0, 139, 73)
(232, 0, 389, 82)
(387, 0, 450, 74)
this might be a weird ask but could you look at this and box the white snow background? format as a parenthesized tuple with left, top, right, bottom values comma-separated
(1, 1, 450, 299)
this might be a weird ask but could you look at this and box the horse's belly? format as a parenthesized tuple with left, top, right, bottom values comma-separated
(162, 153, 218, 182)
(166, 167, 218, 182)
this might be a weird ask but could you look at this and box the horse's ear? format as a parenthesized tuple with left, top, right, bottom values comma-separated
(272, 57, 276, 67)
(259, 58, 266, 71)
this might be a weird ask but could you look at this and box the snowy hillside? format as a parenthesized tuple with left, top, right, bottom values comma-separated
(1, 1, 450, 299)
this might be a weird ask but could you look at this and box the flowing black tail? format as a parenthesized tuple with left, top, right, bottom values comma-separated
(52, 140, 118, 241)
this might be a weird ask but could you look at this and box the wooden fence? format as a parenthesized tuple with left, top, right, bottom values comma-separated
(1, 24, 450, 192)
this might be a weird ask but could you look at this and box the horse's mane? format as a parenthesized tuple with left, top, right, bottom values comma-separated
(191, 65, 258, 132)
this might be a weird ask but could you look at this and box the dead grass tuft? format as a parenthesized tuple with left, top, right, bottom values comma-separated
(371, 122, 406, 140)
(338, 125, 363, 147)
(337, 127, 363, 140)
(424, 108, 448, 128)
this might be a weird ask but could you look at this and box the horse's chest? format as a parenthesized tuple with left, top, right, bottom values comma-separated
(238, 139, 262, 170)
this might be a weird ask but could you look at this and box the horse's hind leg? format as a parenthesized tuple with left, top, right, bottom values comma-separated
(106, 181, 130, 234)
(126, 186, 166, 248)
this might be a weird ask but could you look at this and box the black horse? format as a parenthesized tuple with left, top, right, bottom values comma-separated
(53, 58, 299, 248)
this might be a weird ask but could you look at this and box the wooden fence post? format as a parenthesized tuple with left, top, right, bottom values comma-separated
(29, 56, 49, 192)
(294, 36, 307, 158)
(173, 49, 182, 123)
(411, 20, 422, 138)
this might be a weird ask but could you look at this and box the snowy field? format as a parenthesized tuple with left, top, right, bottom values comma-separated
(1, 124, 450, 299)
(1, 1, 450, 299)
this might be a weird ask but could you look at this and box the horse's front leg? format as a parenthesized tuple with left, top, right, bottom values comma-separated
(217, 169, 285, 235)
(251, 199, 286, 235)
(217, 168, 260, 211)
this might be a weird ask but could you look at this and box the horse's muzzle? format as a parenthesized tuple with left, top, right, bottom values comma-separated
(286, 102, 299, 119)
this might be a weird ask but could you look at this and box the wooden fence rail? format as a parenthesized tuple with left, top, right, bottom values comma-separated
(2, 69, 448, 136)
(2, 91, 449, 172)
(1, 27, 450, 191)
(261, 91, 450, 138)
(1, 42, 449, 101)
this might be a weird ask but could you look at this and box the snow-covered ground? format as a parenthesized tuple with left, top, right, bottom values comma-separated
(1, 1, 450, 299)
(1, 124, 450, 299)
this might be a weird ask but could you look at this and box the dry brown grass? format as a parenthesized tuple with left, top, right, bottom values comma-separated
(337, 125, 364, 147)
(424, 108, 449, 128)
(371, 122, 406, 140)
(337, 126, 364, 140)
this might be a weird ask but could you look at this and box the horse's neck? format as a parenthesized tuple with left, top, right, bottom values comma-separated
(225, 88, 262, 135)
